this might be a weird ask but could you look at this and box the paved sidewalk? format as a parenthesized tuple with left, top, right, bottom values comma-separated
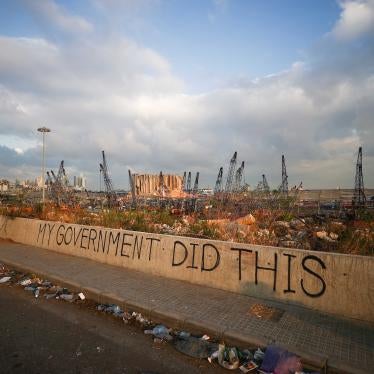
(0, 240, 372, 373)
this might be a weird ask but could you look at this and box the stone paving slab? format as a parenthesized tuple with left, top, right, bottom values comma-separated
(0, 240, 373, 374)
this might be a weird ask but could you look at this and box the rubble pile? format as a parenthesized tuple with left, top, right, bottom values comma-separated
(3, 202, 372, 255)
(201, 213, 373, 255)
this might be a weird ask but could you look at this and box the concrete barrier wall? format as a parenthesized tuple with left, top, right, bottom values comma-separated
(0, 216, 373, 322)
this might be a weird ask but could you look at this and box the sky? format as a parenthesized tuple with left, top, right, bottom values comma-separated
(0, 0, 373, 190)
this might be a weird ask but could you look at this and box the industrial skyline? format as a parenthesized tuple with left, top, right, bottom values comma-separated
(0, 0, 373, 188)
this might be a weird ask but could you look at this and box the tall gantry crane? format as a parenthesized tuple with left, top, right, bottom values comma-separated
(225, 151, 237, 193)
(182, 171, 187, 192)
(48, 161, 69, 205)
(214, 167, 223, 194)
(193, 172, 199, 194)
(262, 174, 270, 192)
(233, 161, 245, 192)
(352, 146, 366, 209)
(279, 154, 288, 196)
(99, 150, 117, 208)
(256, 174, 270, 192)
(128, 169, 137, 208)
(186, 172, 192, 194)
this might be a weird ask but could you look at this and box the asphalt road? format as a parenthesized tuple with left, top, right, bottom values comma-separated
(0, 283, 226, 374)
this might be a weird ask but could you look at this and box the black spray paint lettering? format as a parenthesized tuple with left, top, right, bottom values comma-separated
(63, 226, 73, 245)
(172, 241, 221, 271)
(187, 243, 199, 269)
(283, 253, 296, 294)
(231, 247, 253, 281)
(88, 229, 97, 250)
(172, 241, 188, 266)
(119, 233, 133, 257)
(95, 230, 107, 253)
(37, 222, 56, 246)
(133, 235, 143, 259)
(231, 247, 327, 298)
(73, 227, 83, 246)
(145, 237, 160, 261)
(301, 255, 326, 297)
(49, 224, 160, 262)
(255, 251, 278, 291)
(56, 224, 65, 246)
(201, 243, 220, 272)
(46, 223, 56, 245)
(80, 228, 89, 249)
(37, 223, 47, 244)
(108, 231, 120, 255)
(54, 225, 83, 247)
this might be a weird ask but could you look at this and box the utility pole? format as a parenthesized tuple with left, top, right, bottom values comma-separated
(37, 126, 51, 206)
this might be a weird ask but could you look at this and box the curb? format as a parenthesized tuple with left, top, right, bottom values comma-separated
(0, 259, 365, 374)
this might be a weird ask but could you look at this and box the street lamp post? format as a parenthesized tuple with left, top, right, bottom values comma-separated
(37, 127, 51, 205)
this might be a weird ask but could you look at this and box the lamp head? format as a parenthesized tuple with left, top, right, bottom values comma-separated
(37, 127, 51, 133)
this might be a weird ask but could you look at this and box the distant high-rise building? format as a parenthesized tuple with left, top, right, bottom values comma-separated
(73, 173, 87, 190)
(0, 180, 9, 192)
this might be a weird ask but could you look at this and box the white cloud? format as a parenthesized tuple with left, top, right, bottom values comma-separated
(333, 0, 374, 40)
(0, 1, 373, 189)
(22, 0, 93, 34)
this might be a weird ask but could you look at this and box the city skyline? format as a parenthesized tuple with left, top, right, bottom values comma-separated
(0, 0, 373, 189)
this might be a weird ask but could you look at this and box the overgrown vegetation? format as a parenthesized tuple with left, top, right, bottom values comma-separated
(0, 201, 373, 256)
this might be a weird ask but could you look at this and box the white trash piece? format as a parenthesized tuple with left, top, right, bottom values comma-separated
(20, 279, 32, 286)
(0, 276, 11, 283)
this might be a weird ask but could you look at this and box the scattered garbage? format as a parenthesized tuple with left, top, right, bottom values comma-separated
(0, 265, 86, 307)
(176, 331, 190, 340)
(0, 264, 320, 373)
(24, 286, 37, 292)
(20, 278, 32, 286)
(217, 344, 240, 370)
(0, 276, 11, 283)
(122, 311, 133, 324)
(208, 350, 219, 363)
(59, 293, 74, 301)
(239, 361, 258, 373)
(133, 311, 151, 326)
(96, 303, 123, 317)
(45, 292, 58, 300)
(260, 345, 302, 374)
(253, 348, 265, 361)
(144, 325, 173, 341)
(174, 335, 218, 359)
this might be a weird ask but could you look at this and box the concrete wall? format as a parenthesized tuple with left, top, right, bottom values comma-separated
(0, 216, 373, 322)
